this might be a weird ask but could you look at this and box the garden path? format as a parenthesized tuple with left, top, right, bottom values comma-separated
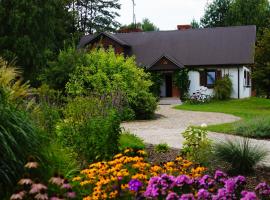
(121, 105, 270, 166)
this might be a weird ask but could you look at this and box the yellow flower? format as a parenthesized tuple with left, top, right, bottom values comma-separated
(137, 150, 146, 155)
(109, 190, 118, 199)
(83, 196, 91, 200)
(114, 153, 123, 159)
(121, 184, 128, 190)
(72, 176, 81, 181)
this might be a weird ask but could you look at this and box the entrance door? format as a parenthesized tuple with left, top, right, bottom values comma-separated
(165, 74, 172, 97)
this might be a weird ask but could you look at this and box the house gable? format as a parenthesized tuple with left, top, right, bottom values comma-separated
(148, 55, 184, 71)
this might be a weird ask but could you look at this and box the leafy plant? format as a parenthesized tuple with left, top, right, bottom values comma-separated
(173, 69, 190, 101)
(214, 138, 268, 174)
(188, 87, 212, 104)
(119, 132, 145, 151)
(234, 116, 270, 138)
(214, 74, 232, 100)
(66, 48, 157, 119)
(149, 72, 163, 97)
(56, 96, 121, 163)
(155, 143, 170, 153)
(181, 126, 213, 165)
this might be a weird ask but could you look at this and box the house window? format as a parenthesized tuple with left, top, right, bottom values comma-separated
(206, 71, 216, 87)
(244, 70, 251, 87)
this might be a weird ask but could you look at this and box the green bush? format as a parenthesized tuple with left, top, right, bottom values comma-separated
(214, 74, 233, 100)
(149, 72, 163, 97)
(155, 143, 169, 153)
(234, 116, 270, 138)
(119, 132, 145, 151)
(173, 69, 190, 101)
(57, 97, 121, 163)
(66, 48, 157, 119)
(214, 138, 268, 174)
(181, 126, 213, 165)
(129, 91, 157, 119)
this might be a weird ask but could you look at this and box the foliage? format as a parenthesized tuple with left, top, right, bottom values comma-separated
(254, 28, 270, 98)
(141, 18, 159, 31)
(0, 93, 41, 197)
(181, 126, 213, 165)
(0, 0, 74, 83)
(149, 72, 163, 97)
(66, 48, 157, 119)
(200, 0, 232, 27)
(0, 57, 30, 104)
(73, 149, 206, 199)
(227, 0, 270, 32)
(214, 138, 268, 174)
(69, 0, 121, 34)
(129, 90, 157, 119)
(214, 74, 233, 100)
(191, 18, 200, 28)
(188, 86, 212, 104)
(154, 143, 169, 153)
(175, 97, 270, 135)
(234, 116, 270, 138)
(10, 158, 76, 199)
(119, 132, 145, 151)
(56, 96, 121, 163)
(173, 69, 190, 100)
(40, 47, 88, 90)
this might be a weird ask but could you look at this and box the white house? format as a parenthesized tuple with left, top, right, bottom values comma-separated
(78, 25, 256, 99)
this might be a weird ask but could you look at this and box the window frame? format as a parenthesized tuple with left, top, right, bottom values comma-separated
(206, 70, 217, 88)
(244, 69, 251, 87)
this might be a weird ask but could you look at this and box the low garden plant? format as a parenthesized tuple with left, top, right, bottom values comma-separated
(119, 132, 145, 151)
(214, 74, 233, 100)
(154, 143, 170, 153)
(181, 126, 213, 165)
(188, 87, 212, 104)
(214, 138, 268, 175)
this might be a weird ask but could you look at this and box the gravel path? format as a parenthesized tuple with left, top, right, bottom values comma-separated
(121, 105, 270, 166)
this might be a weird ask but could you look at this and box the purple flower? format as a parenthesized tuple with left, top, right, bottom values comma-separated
(197, 189, 211, 200)
(241, 191, 257, 200)
(224, 178, 236, 193)
(212, 188, 228, 200)
(128, 179, 143, 192)
(174, 175, 193, 187)
(179, 193, 195, 200)
(166, 192, 179, 200)
(214, 170, 227, 182)
(234, 176, 246, 186)
(255, 182, 270, 196)
(198, 175, 214, 189)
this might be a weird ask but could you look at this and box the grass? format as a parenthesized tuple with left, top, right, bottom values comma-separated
(119, 132, 145, 150)
(175, 97, 270, 136)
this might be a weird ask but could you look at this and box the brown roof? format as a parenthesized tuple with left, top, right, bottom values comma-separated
(78, 25, 256, 67)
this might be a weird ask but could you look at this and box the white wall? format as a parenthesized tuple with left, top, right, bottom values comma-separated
(188, 66, 252, 99)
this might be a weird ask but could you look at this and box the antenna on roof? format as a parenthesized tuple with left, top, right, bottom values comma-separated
(131, 0, 136, 27)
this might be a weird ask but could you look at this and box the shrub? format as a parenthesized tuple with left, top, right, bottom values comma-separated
(188, 86, 212, 104)
(119, 132, 145, 151)
(214, 138, 268, 174)
(66, 48, 157, 119)
(129, 90, 157, 119)
(149, 72, 163, 97)
(214, 74, 233, 100)
(234, 116, 270, 138)
(173, 69, 190, 101)
(155, 143, 169, 153)
(181, 126, 213, 165)
(56, 96, 121, 163)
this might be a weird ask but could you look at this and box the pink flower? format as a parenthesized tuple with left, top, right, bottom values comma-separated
(24, 161, 39, 169)
(66, 190, 76, 199)
(30, 183, 47, 194)
(49, 176, 64, 186)
(18, 178, 33, 185)
(35, 192, 48, 200)
(10, 191, 26, 200)
(61, 179, 72, 189)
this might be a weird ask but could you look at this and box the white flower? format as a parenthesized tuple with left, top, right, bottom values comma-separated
(201, 123, 207, 128)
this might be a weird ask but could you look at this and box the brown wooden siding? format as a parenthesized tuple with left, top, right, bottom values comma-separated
(150, 57, 179, 71)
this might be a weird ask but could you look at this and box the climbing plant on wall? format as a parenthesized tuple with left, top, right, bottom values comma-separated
(173, 69, 190, 100)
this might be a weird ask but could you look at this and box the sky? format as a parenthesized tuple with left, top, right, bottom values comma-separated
(117, 0, 212, 30)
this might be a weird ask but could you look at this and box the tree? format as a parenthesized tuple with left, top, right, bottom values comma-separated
(227, 0, 270, 32)
(254, 28, 270, 98)
(191, 19, 200, 29)
(200, 0, 232, 28)
(0, 0, 74, 84)
(69, 0, 121, 34)
(141, 18, 159, 31)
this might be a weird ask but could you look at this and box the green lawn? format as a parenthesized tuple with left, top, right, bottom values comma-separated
(175, 98, 270, 134)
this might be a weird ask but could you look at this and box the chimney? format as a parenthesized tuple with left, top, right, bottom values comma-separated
(177, 25, 192, 30)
